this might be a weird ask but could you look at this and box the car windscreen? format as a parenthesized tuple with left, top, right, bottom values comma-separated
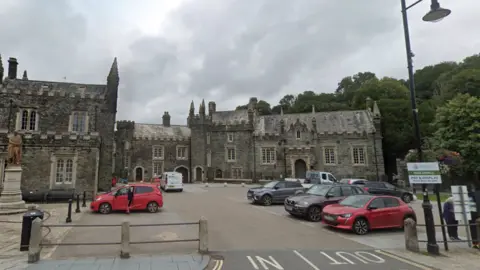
(167, 174, 182, 182)
(339, 196, 372, 208)
(306, 185, 331, 196)
(263, 181, 278, 188)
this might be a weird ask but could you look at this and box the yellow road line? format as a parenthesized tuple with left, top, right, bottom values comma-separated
(375, 250, 433, 270)
(213, 259, 224, 270)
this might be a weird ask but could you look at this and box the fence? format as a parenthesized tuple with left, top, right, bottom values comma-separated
(404, 218, 480, 252)
(26, 216, 209, 263)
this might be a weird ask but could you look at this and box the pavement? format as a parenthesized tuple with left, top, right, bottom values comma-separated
(2, 183, 479, 270)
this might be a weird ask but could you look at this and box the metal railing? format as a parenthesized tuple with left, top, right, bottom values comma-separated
(26, 216, 208, 263)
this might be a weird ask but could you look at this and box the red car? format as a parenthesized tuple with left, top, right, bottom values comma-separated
(90, 183, 163, 214)
(322, 194, 416, 235)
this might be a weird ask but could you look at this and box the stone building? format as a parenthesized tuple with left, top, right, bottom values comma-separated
(0, 55, 118, 193)
(115, 97, 385, 183)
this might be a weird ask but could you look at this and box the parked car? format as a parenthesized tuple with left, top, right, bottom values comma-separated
(247, 180, 304, 206)
(159, 172, 183, 192)
(303, 171, 337, 188)
(362, 182, 414, 203)
(322, 195, 416, 235)
(90, 183, 163, 214)
(284, 184, 366, 221)
(339, 179, 368, 186)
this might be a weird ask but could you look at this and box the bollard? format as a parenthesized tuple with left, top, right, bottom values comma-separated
(205, 183, 209, 188)
(27, 218, 42, 263)
(404, 218, 419, 252)
(66, 199, 72, 223)
(241, 183, 245, 187)
(120, 221, 130, 259)
(82, 191, 87, 207)
(198, 216, 208, 253)
(20, 207, 44, 251)
(224, 182, 227, 187)
(75, 194, 81, 213)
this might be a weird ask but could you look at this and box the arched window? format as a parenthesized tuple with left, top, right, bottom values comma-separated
(29, 111, 36, 131)
(296, 130, 301, 139)
(56, 159, 65, 183)
(21, 110, 29, 130)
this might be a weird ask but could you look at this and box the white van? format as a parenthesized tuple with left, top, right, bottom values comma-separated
(160, 172, 184, 192)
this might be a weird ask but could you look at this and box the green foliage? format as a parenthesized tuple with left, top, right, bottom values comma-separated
(433, 94, 480, 172)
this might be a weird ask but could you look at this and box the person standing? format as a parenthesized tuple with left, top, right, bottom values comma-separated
(111, 174, 117, 188)
(126, 186, 134, 214)
(443, 197, 460, 241)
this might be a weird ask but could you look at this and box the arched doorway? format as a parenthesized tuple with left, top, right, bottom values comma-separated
(175, 166, 189, 183)
(195, 167, 203, 182)
(294, 159, 307, 179)
(135, 167, 143, 181)
(215, 169, 223, 178)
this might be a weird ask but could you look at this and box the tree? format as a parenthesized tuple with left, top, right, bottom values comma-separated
(336, 72, 377, 106)
(236, 100, 272, 115)
(352, 77, 409, 109)
(433, 94, 480, 173)
(413, 61, 457, 100)
(437, 69, 480, 101)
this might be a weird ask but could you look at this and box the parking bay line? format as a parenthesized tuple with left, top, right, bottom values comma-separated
(375, 250, 433, 270)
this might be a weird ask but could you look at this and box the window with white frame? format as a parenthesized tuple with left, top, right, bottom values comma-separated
(176, 146, 188, 160)
(70, 111, 88, 133)
(323, 147, 336, 165)
(153, 161, 163, 176)
(232, 168, 242, 179)
(55, 158, 75, 184)
(226, 147, 236, 161)
(227, 133, 234, 142)
(17, 109, 38, 131)
(296, 130, 301, 139)
(152, 146, 164, 159)
(207, 133, 211, 144)
(261, 147, 276, 164)
(352, 146, 366, 165)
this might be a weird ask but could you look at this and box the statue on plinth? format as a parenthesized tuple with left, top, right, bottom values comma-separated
(7, 132, 22, 166)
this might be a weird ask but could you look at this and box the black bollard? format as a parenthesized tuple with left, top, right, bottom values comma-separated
(20, 208, 44, 251)
(66, 199, 72, 223)
(75, 194, 81, 213)
(82, 191, 87, 208)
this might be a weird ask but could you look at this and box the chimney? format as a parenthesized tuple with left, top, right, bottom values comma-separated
(208, 101, 216, 116)
(162, 111, 171, 127)
(8, 57, 18, 79)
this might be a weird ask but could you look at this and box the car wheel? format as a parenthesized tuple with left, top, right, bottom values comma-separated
(262, 195, 273, 206)
(147, 202, 159, 213)
(353, 218, 369, 235)
(402, 193, 413, 203)
(307, 206, 322, 222)
(99, 203, 112, 214)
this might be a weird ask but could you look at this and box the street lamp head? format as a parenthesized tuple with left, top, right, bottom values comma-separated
(422, 1, 451, 22)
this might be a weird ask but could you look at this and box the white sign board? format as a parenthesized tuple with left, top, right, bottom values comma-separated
(407, 162, 442, 184)
(451, 185, 471, 221)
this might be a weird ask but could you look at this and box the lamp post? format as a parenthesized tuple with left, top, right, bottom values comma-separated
(400, 0, 451, 255)
(278, 139, 288, 178)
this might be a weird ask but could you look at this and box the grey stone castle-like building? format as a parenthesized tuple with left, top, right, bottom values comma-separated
(115, 97, 385, 183)
(0, 56, 118, 193)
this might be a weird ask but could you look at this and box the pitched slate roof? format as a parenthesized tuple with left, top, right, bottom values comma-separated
(255, 110, 375, 135)
(133, 123, 191, 139)
(211, 110, 249, 124)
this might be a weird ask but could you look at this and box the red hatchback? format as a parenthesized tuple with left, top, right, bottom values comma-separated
(322, 195, 416, 235)
(90, 183, 163, 214)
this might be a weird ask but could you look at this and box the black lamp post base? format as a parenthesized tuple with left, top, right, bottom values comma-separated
(426, 243, 440, 255)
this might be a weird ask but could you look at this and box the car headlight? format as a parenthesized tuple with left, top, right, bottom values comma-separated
(340, 213, 352, 218)
(296, 201, 309, 206)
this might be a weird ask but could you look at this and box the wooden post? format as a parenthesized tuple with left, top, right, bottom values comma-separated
(120, 221, 130, 259)
(404, 218, 419, 252)
(198, 216, 208, 253)
(28, 218, 42, 263)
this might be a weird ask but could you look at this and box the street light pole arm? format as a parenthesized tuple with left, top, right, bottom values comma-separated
(405, 0, 424, 11)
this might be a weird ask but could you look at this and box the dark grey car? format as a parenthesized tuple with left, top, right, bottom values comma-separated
(247, 180, 304, 206)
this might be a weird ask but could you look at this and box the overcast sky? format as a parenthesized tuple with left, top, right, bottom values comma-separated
(1, 0, 479, 125)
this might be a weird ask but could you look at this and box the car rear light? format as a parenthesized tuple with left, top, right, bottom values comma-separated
(348, 180, 352, 184)
(363, 187, 369, 191)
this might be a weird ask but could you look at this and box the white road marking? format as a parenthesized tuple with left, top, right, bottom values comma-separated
(247, 255, 259, 269)
(293, 250, 320, 270)
(375, 250, 432, 270)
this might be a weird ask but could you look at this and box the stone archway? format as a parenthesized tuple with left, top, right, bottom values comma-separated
(134, 167, 144, 181)
(215, 169, 223, 178)
(174, 166, 189, 183)
(195, 167, 203, 182)
(294, 159, 307, 179)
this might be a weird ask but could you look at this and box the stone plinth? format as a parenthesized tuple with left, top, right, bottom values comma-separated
(0, 165, 27, 215)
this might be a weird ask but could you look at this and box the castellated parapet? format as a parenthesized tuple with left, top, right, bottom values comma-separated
(116, 121, 135, 130)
